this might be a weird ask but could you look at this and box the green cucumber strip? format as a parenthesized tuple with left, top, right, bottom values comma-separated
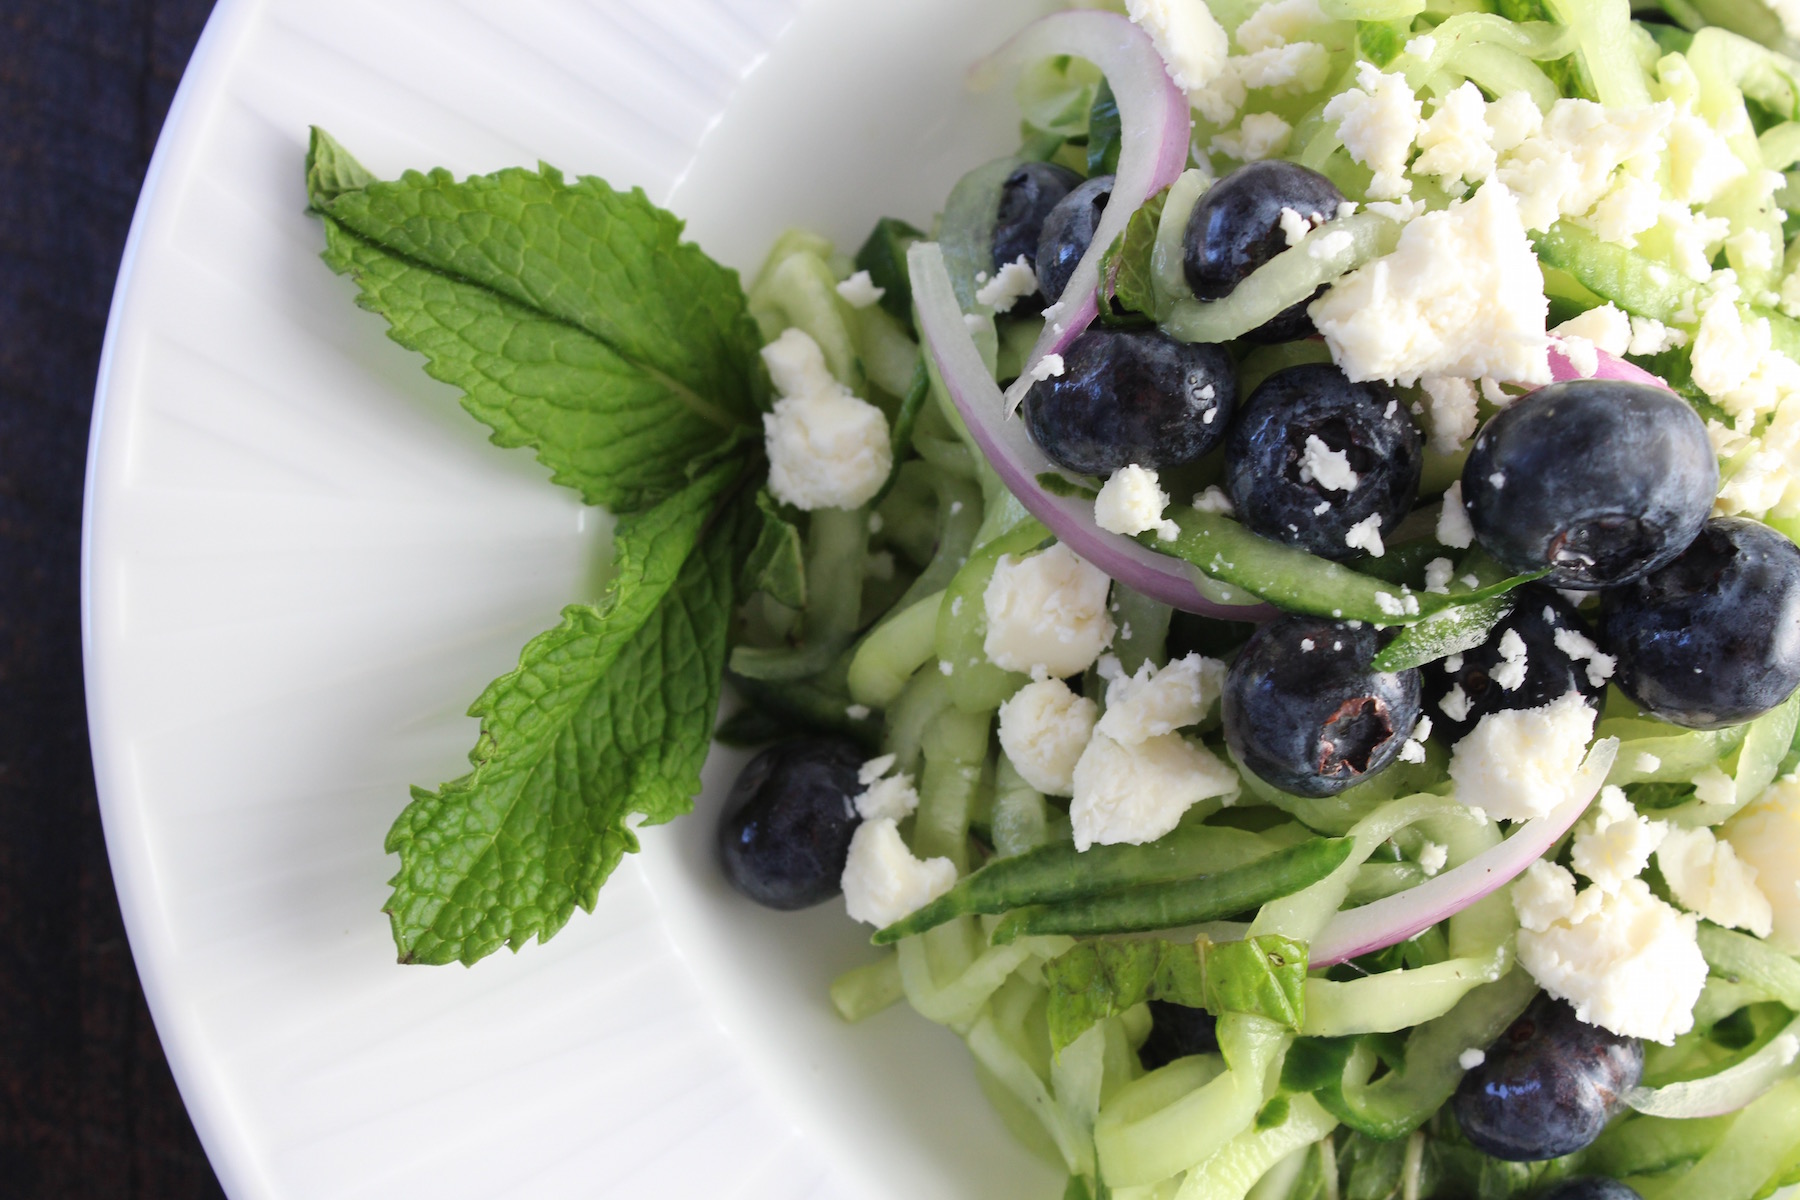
(1173, 1094, 1338, 1200)
(1628, 1077, 1800, 1200)
(874, 823, 1284, 944)
(1371, 595, 1516, 671)
(991, 837, 1354, 942)
(854, 216, 925, 330)
(1530, 222, 1697, 323)
(847, 590, 945, 708)
(1151, 509, 1546, 627)
(1661, 689, 1800, 827)
(730, 505, 868, 681)
(829, 953, 905, 1022)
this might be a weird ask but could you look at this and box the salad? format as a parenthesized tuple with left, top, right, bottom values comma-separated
(304, 0, 1800, 1194)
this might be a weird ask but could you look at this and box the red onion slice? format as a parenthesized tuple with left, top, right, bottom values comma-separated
(969, 10, 1193, 412)
(1309, 737, 1619, 967)
(910, 241, 1269, 617)
(1546, 338, 1676, 391)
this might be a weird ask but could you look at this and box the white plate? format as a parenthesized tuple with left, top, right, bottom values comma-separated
(83, 1, 1066, 1196)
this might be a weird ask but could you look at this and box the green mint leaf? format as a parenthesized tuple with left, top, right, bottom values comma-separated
(854, 217, 925, 330)
(383, 460, 750, 965)
(1035, 471, 1098, 501)
(1371, 595, 1516, 672)
(1100, 185, 1169, 322)
(1086, 78, 1122, 178)
(309, 128, 765, 513)
(1044, 934, 1309, 1053)
(740, 489, 807, 610)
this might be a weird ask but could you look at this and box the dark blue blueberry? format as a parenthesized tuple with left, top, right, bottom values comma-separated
(1599, 517, 1800, 728)
(1036, 173, 1114, 303)
(992, 161, 1082, 277)
(717, 738, 864, 910)
(1461, 381, 1717, 589)
(1223, 615, 1423, 797)
(1423, 585, 1607, 743)
(1539, 1181, 1643, 1200)
(1453, 994, 1642, 1162)
(1023, 327, 1235, 476)
(1137, 1001, 1219, 1071)
(1224, 363, 1422, 563)
(1183, 160, 1346, 343)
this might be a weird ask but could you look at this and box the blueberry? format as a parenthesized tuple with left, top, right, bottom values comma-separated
(1453, 994, 1643, 1162)
(1223, 363, 1422, 563)
(1539, 1181, 1643, 1200)
(1137, 1001, 1219, 1071)
(1036, 174, 1114, 303)
(1023, 327, 1235, 476)
(1223, 615, 1423, 797)
(1461, 382, 1717, 589)
(1423, 585, 1607, 743)
(1599, 517, 1800, 728)
(717, 738, 864, 909)
(992, 161, 1082, 278)
(1183, 160, 1346, 343)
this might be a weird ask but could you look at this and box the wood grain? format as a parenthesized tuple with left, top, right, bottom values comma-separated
(0, 0, 225, 1195)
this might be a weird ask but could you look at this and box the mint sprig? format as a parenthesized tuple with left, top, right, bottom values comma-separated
(306, 130, 773, 964)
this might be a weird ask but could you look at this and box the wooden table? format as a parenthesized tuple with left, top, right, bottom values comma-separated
(1, 1, 226, 1194)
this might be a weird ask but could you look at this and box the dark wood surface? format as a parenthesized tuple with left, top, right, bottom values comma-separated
(1, 1, 227, 1195)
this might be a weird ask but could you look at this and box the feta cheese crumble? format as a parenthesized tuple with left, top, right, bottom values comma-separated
(854, 754, 921, 822)
(1126, 0, 1229, 93)
(1299, 434, 1359, 491)
(1437, 481, 1475, 549)
(976, 256, 1040, 313)
(842, 818, 957, 927)
(998, 677, 1098, 797)
(1553, 303, 1633, 358)
(1513, 862, 1707, 1044)
(1096, 652, 1226, 746)
(1279, 206, 1313, 247)
(1552, 627, 1617, 689)
(1658, 825, 1774, 937)
(835, 270, 886, 309)
(1570, 785, 1666, 892)
(1448, 691, 1596, 821)
(1213, 111, 1293, 161)
(1310, 182, 1550, 387)
(1322, 62, 1420, 200)
(1422, 376, 1479, 454)
(1413, 81, 1496, 185)
(1193, 485, 1235, 515)
(1724, 777, 1800, 952)
(983, 544, 1116, 677)
(1235, 0, 1326, 51)
(1458, 1048, 1486, 1070)
(1344, 513, 1385, 557)
(761, 327, 894, 511)
(1070, 732, 1239, 850)
(1025, 354, 1066, 383)
(1490, 628, 1529, 692)
(1095, 465, 1181, 542)
(1419, 840, 1449, 875)
(1424, 557, 1454, 594)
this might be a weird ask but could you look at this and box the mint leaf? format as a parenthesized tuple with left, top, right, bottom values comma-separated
(383, 460, 750, 964)
(1371, 595, 1516, 672)
(1100, 185, 1169, 322)
(1044, 934, 1309, 1053)
(307, 128, 765, 513)
(740, 489, 806, 610)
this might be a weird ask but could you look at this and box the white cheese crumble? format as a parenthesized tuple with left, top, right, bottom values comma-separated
(1558, 336, 1601, 380)
(1439, 684, 1473, 724)
(1345, 513, 1386, 557)
(1552, 627, 1617, 689)
(1693, 765, 1738, 808)
(1498, 100, 1673, 233)
(976, 256, 1040, 313)
(1279, 205, 1313, 247)
(1095, 465, 1180, 542)
(1570, 785, 1666, 892)
(1765, 0, 1800, 39)
(1424, 557, 1454, 594)
(1192, 485, 1236, 515)
(1436, 481, 1475, 549)
(1422, 376, 1479, 454)
(1635, 752, 1662, 775)
(983, 544, 1116, 677)
(1513, 862, 1707, 1044)
(1485, 91, 1542, 154)
(1490, 628, 1529, 692)
(1299, 434, 1360, 491)
(1413, 81, 1496, 185)
(1419, 840, 1449, 876)
(1234, 42, 1331, 93)
(1322, 62, 1420, 200)
(1665, 112, 1747, 206)
(835, 270, 886, 309)
(761, 327, 893, 511)
(1583, 173, 1663, 248)
(1458, 1048, 1486, 1070)
(1448, 691, 1596, 821)
(1310, 182, 1550, 387)
(1097, 652, 1226, 746)
(1070, 732, 1239, 850)
(842, 818, 956, 927)
(1235, 0, 1325, 51)
(854, 754, 921, 822)
(1025, 353, 1066, 383)
(1126, 0, 1229, 93)
(1723, 777, 1800, 952)
(1308, 230, 1354, 260)
(1658, 825, 1774, 937)
(1627, 315, 1686, 356)
(997, 677, 1098, 797)
(846, 703, 871, 721)
(1553, 303, 1633, 357)
(1212, 111, 1293, 161)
